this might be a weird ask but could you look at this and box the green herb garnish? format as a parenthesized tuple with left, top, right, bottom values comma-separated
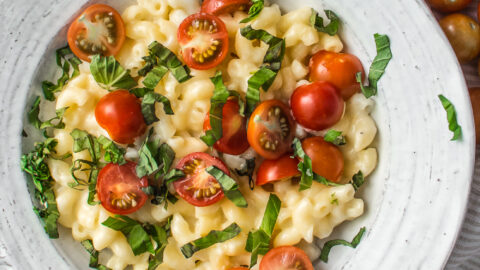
(143, 65, 169, 89)
(81, 240, 112, 270)
(350, 171, 364, 191)
(97, 135, 126, 165)
(181, 223, 241, 258)
(136, 129, 175, 178)
(206, 166, 248, 208)
(28, 96, 68, 130)
(240, 0, 264, 23)
(319, 227, 366, 263)
(310, 9, 340, 36)
(90, 55, 137, 91)
(438, 94, 462, 141)
(323, 130, 346, 146)
(141, 91, 174, 125)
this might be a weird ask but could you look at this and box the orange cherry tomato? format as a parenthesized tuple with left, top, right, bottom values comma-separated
(97, 161, 149, 215)
(439, 13, 480, 63)
(203, 98, 250, 155)
(259, 246, 313, 270)
(302, 136, 344, 182)
(256, 154, 299, 185)
(201, 0, 251, 15)
(67, 4, 125, 62)
(177, 13, 229, 70)
(427, 0, 472, 13)
(309, 50, 365, 100)
(95, 90, 147, 144)
(469, 88, 480, 144)
(247, 100, 296, 160)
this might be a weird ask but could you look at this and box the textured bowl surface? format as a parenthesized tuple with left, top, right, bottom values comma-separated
(0, 0, 475, 269)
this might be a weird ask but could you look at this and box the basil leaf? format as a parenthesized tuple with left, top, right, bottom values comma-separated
(28, 96, 68, 130)
(143, 66, 169, 89)
(350, 171, 364, 191)
(129, 224, 155, 255)
(97, 135, 126, 165)
(310, 9, 340, 36)
(323, 130, 346, 146)
(181, 223, 241, 258)
(319, 227, 366, 263)
(70, 129, 101, 163)
(438, 94, 462, 141)
(357, 34, 392, 98)
(136, 129, 176, 178)
(240, 0, 264, 23)
(90, 55, 137, 91)
(206, 166, 248, 208)
(164, 169, 185, 184)
(141, 91, 174, 125)
(42, 46, 81, 101)
(235, 158, 256, 190)
(145, 220, 172, 270)
(81, 240, 112, 269)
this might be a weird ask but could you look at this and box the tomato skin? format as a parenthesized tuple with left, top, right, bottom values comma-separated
(95, 90, 147, 144)
(177, 13, 229, 70)
(259, 246, 313, 270)
(67, 4, 125, 62)
(203, 99, 250, 155)
(427, 0, 471, 13)
(290, 82, 344, 131)
(309, 50, 365, 100)
(469, 88, 480, 144)
(248, 100, 296, 160)
(201, 0, 251, 15)
(256, 154, 299, 185)
(302, 136, 344, 182)
(174, 152, 230, 207)
(97, 161, 149, 215)
(439, 14, 480, 63)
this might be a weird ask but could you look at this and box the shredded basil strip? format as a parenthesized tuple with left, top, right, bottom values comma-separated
(350, 171, 364, 191)
(28, 96, 68, 130)
(240, 26, 285, 115)
(240, 0, 264, 23)
(320, 227, 366, 263)
(81, 240, 112, 269)
(323, 130, 346, 146)
(310, 9, 340, 36)
(245, 194, 281, 267)
(143, 65, 169, 89)
(181, 223, 241, 258)
(206, 166, 248, 208)
(136, 129, 176, 178)
(356, 34, 392, 98)
(141, 91, 174, 125)
(90, 55, 137, 91)
(97, 135, 126, 165)
(235, 158, 256, 190)
(438, 94, 462, 141)
(42, 46, 81, 101)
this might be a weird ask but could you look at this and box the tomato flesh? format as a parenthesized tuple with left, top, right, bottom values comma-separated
(259, 246, 314, 270)
(97, 161, 149, 215)
(67, 4, 125, 62)
(248, 100, 296, 160)
(178, 13, 229, 70)
(174, 152, 230, 207)
(201, 0, 251, 15)
(302, 136, 344, 182)
(256, 154, 299, 186)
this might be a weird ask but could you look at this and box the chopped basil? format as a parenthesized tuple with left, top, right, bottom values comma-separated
(42, 46, 81, 101)
(356, 34, 392, 98)
(164, 169, 186, 184)
(350, 171, 364, 191)
(97, 135, 126, 165)
(28, 96, 68, 130)
(235, 158, 256, 190)
(438, 94, 462, 141)
(323, 130, 346, 146)
(143, 66, 169, 89)
(90, 55, 137, 91)
(310, 9, 340, 36)
(245, 194, 281, 267)
(70, 129, 101, 162)
(240, 0, 264, 23)
(81, 240, 112, 270)
(206, 166, 248, 208)
(181, 223, 241, 258)
(319, 227, 366, 263)
(141, 91, 174, 125)
(136, 129, 176, 178)
(146, 220, 172, 270)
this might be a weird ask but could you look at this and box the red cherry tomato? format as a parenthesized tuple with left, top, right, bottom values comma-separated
(302, 136, 344, 182)
(247, 100, 296, 160)
(97, 161, 149, 215)
(309, 50, 365, 100)
(67, 4, 125, 62)
(174, 152, 230, 207)
(427, 0, 472, 13)
(201, 0, 251, 15)
(256, 154, 299, 185)
(259, 246, 314, 270)
(95, 90, 147, 144)
(203, 98, 250, 155)
(469, 88, 480, 144)
(177, 13, 229, 70)
(290, 82, 344, 131)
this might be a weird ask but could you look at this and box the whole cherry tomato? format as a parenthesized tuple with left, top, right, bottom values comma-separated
(427, 0, 472, 13)
(469, 87, 480, 144)
(302, 136, 344, 182)
(439, 13, 480, 63)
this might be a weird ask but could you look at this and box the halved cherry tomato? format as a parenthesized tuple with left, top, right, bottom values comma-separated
(203, 98, 250, 155)
(201, 0, 251, 15)
(309, 50, 365, 100)
(174, 152, 229, 207)
(256, 154, 299, 185)
(302, 136, 344, 182)
(95, 90, 147, 144)
(427, 0, 471, 13)
(67, 4, 125, 62)
(97, 161, 149, 215)
(259, 246, 313, 270)
(290, 82, 344, 131)
(178, 13, 229, 70)
(248, 100, 296, 160)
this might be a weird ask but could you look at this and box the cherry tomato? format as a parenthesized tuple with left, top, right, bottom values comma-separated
(228, 268, 249, 270)
(302, 136, 344, 182)
(203, 98, 250, 155)
(174, 152, 230, 207)
(469, 88, 480, 144)
(427, 0, 471, 13)
(97, 161, 149, 215)
(439, 14, 480, 63)
(178, 13, 229, 70)
(259, 246, 313, 270)
(201, 0, 251, 15)
(247, 100, 296, 160)
(290, 82, 344, 131)
(67, 4, 125, 62)
(95, 90, 147, 144)
(256, 154, 299, 186)
(309, 50, 365, 100)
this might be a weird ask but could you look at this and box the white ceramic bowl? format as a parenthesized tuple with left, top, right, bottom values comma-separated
(0, 0, 475, 269)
